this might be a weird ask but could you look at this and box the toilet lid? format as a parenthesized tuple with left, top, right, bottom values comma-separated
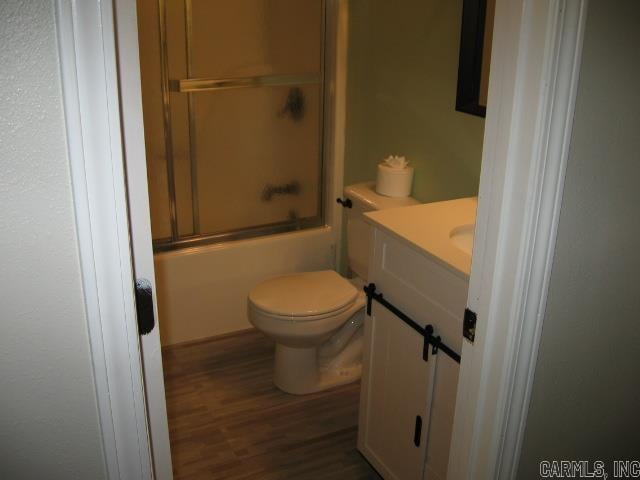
(249, 270, 358, 318)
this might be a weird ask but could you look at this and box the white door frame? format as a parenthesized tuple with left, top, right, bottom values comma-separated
(57, 0, 588, 478)
(448, 1, 588, 478)
(55, 0, 154, 478)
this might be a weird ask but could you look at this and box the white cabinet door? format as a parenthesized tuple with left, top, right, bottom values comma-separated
(358, 302, 437, 480)
(424, 354, 460, 480)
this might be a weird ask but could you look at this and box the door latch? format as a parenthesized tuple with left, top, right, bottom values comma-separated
(463, 308, 477, 343)
(336, 197, 352, 208)
(135, 278, 155, 335)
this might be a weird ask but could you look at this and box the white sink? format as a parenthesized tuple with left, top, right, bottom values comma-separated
(364, 197, 477, 277)
(450, 224, 475, 256)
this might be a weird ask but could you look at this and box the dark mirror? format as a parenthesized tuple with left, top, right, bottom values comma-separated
(456, 0, 495, 117)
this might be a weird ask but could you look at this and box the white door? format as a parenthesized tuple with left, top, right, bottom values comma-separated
(113, 0, 173, 478)
(358, 303, 437, 480)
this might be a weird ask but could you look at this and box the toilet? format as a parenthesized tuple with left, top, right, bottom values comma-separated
(248, 182, 419, 394)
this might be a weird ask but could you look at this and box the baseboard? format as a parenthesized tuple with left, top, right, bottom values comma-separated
(161, 327, 258, 351)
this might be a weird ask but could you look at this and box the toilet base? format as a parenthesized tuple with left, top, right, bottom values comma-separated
(273, 344, 361, 395)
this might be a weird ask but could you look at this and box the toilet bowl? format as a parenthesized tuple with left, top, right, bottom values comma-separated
(248, 182, 419, 395)
(248, 270, 365, 394)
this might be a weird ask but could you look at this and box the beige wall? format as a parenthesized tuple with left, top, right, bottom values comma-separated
(0, 2, 106, 478)
(344, 0, 485, 203)
(518, 1, 640, 476)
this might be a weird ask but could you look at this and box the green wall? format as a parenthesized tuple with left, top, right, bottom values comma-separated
(344, 0, 485, 203)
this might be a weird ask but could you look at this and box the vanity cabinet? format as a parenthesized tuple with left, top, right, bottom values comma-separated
(358, 301, 437, 480)
(358, 227, 469, 480)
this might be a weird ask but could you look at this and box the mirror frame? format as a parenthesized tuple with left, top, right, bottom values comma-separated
(456, 0, 489, 118)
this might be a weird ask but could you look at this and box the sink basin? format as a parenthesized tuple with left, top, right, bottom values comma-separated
(450, 224, 475, 256)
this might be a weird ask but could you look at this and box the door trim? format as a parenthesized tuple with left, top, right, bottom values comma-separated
(448, 1, 589, 478)
(55, 0, 154, 478)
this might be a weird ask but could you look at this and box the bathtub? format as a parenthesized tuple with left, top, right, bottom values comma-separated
(154, 227, 336, 346)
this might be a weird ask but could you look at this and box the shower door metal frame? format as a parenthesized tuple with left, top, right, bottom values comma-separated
(154, 0, 329, 251)
(157, 0, 179, 241)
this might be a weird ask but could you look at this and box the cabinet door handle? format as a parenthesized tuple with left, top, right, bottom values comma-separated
(413, 415, 422, 447)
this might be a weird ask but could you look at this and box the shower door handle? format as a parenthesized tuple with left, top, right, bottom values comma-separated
(135, 278, 155, 335)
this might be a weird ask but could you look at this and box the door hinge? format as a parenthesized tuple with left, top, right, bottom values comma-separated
(135, 278, 155, 335)
(463, 308, 477, 343)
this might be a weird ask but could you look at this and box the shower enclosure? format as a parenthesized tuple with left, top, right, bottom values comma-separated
(137, 0, 327, 250)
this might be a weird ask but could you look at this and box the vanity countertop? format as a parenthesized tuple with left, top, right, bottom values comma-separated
(364, 197, 478, 278)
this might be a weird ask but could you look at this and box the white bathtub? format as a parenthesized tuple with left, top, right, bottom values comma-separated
(154, 227, 336, 346)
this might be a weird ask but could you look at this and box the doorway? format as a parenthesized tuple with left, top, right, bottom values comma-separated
(60, 0, 588, 478)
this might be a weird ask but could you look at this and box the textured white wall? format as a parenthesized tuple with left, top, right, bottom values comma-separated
(0, 2, 106, 478)
(517, 1, 640, 476)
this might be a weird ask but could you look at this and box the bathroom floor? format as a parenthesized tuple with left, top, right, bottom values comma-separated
(162, 330, 381, 479)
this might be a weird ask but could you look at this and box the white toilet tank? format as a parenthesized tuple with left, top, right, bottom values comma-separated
(344, 182, 419, 280)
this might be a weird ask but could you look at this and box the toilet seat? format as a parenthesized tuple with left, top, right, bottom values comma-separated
(249, 295, 364, 323)
(248, 270, 358, 320)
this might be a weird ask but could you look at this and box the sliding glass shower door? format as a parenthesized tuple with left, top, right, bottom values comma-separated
(137, 0, 326, 250)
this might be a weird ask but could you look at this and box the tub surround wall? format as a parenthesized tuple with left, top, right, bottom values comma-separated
(344, 0, 485, 203)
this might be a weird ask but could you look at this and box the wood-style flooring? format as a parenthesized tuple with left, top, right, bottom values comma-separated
(162, 330, 381, 479)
